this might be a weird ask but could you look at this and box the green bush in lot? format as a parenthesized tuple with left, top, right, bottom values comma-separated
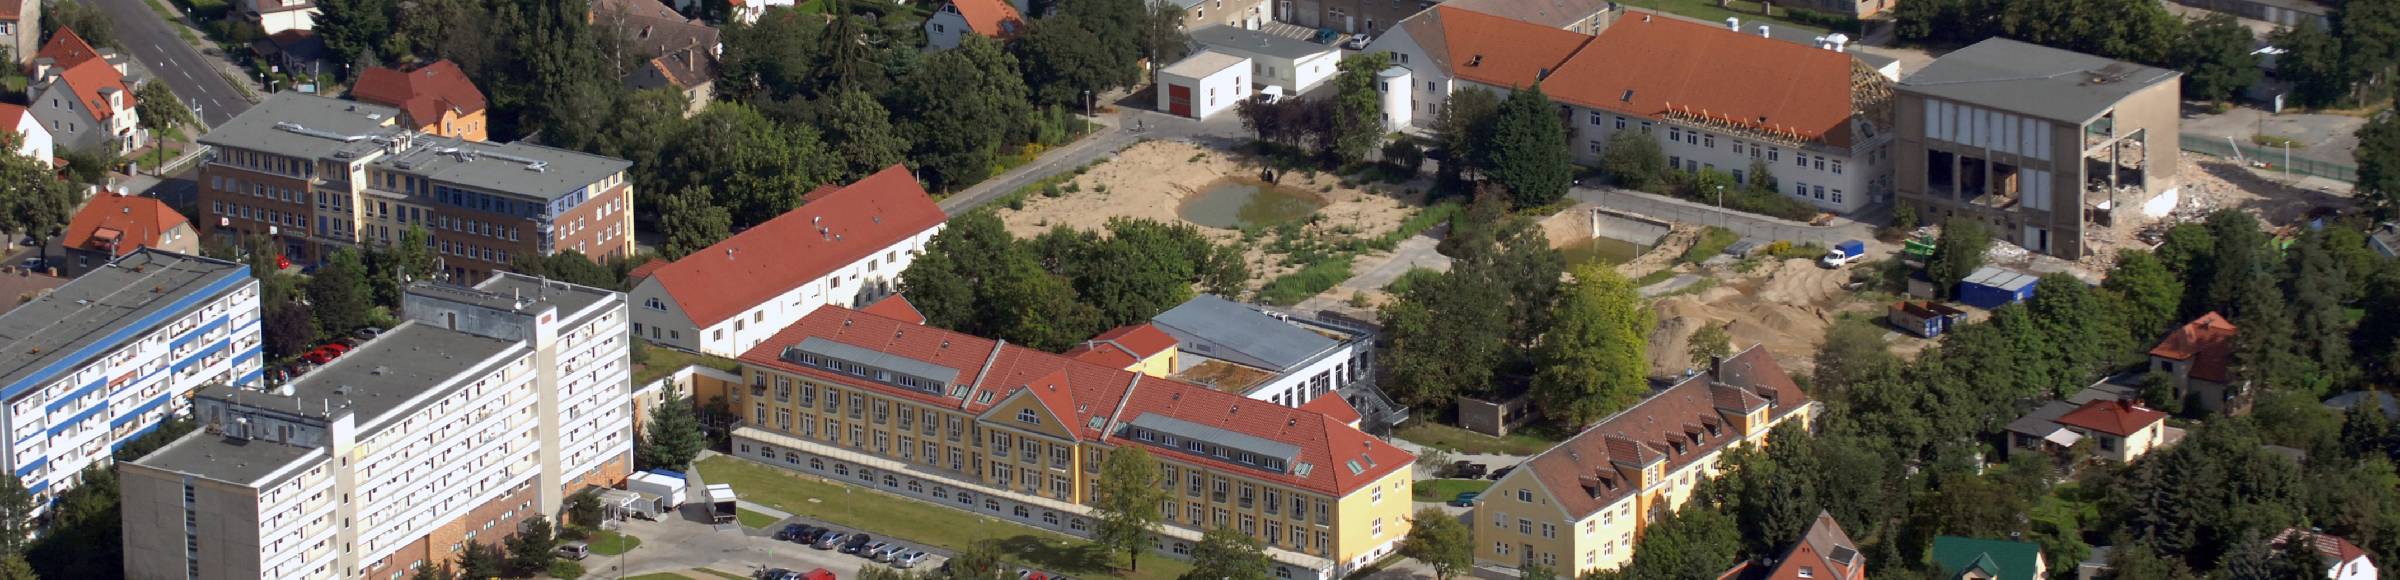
(1680, 227, 1739, 264)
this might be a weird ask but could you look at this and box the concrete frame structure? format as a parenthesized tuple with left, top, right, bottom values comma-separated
(121, 273, 632, 580)
(196, 93, 636, 281)
(1894, 38, 2182, 258)
(0, 250, 259, 512)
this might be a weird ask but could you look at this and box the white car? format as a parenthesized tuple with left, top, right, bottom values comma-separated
(1344, 34, 1370, 50)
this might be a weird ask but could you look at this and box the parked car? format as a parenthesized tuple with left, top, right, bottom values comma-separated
(1344, 34, 1370, 50)
(1488, 466, 1514, 480)
(858, 541, 889, 558)
(798, 569, 836, 580)
(841, 534, 874, 554)
(17, 257, 41, 270)
(554, 541, 590, 561)
(813, 531, 848, 549)
(1450, 461, 1487, 479)
(354, 327, 385, 340)
(1820, 239, 1867, 268)
(895, 551, 931, 569)
(1450, 491, 1482, 507)
(796, 525, 825, 543)
(875, 544, 907, 562)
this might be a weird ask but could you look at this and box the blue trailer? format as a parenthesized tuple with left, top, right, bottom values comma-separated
(1957, 266, 2038, 309)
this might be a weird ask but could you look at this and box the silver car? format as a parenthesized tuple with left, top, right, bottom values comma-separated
(894, 551, 931, 569)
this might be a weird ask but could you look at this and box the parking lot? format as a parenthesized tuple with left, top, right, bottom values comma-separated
(590, 503, 953, 579)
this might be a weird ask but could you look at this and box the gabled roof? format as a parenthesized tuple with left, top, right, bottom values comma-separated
(1931, 536, 2043, 580)
(1781, 512, 1864, 580)
(1300, 395, 1361, 426)
(2273, 528, 2372, 567)
(1518, 345, 1811, 519)
(946, 0, 1024, 37)
(2149, 312, 2237, 383)
(63, 194, 189, 259)
(52, 59, 134, 122)
(738, 306, 1413, 495)
(1065, 323, 1178, 369)
(36, 28, 103, 69)
(0, 103, 34, 128)
(0, 0, 20, 20)
(627, 258, 670, 282)
(350, 60, 489, 130)
(1403, 6, 1592, 92)
(860, 294, 926, 325)
(1543, 13, 1859, 146)
(593, 0, 721, 89)
(1441, 0, 1610, 29)
(646, 165, 943, 328)
(2053, 399, 2165, 438)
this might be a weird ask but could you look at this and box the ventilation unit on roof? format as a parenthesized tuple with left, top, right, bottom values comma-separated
(1467, 55, 1482, 67)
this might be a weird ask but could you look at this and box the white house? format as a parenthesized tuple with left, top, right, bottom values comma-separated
(1365, 7, 1894, 213)
(0, 103, 54, 167)
(726, 0, 796, 23)
(628, 164, 945, 357)
(1157, 50, 1250, 120)
(26, 27, 143, 157)
(2274, 529, 2379, 580)
(1189, 26, 1340, 96)
(923, 0, 1024, 50)
(236, 0, 318, 34)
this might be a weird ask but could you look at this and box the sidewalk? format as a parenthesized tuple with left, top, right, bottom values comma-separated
(936, 115, 1135, 216)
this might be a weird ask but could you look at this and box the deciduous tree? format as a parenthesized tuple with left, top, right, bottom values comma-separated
(1927, 219, 1991, 299)
(820, 90, 909, 182)
(1182, 525, 1271, 580)
(1094, 447, 1167, 572)
(2176, 14, 2263, 103)
(458, 541, 505, 579)
(1400, 508, 1471, 580)
(1329, 53, 1390, 163)
(504, 516, 559, 577)
(1530, 264, 1651, 426)
(2104, 249, 2183, 338)
(2273, 20, 2349, 109)
(307, 247, 373, 338)
(659, 185, 733, 259)
(1598, 130, 1665, 192)
(1686, 323, 1731, 369)
(2356, 110, 2400, 221)
(894, 35, 1032, 190)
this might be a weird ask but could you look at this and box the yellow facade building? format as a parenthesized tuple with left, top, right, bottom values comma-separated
(725, 306, 1415, 580)
(1474, 346, 1817, 575)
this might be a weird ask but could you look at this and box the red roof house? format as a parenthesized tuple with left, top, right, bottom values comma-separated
(60, 193, 197, 276)
(351, 59, 490, 141)
(2149, 312, 2237, 383)
(1064, 323, 1179, 371)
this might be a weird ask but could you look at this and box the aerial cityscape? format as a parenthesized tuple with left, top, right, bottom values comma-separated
(0, 0, 2387, 578)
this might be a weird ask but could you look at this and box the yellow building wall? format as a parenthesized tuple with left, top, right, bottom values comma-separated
(1128, 348, 1179, 378)
(1333, 465, 1415, 565)
(1473, 475, 1577, 571)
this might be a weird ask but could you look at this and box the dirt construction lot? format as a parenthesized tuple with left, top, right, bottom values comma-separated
(1647, 258, 1875, 376)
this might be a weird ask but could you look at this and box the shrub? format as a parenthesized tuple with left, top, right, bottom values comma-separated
(1680, 227, 1740, 264)
(1780, 7, 1864, 34)
(1257, 257, 1355, 305)
(548, 560, 585, 580)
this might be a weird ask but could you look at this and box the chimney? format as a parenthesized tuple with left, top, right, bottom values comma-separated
(1724, 16, 1738, 31)
(1709, 354, 1724, 377)
(1757, 24, 1770, 38)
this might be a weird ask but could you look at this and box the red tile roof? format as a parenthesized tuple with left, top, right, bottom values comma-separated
(1414, 7, 1592, 92)
(2053, 399, 2165, 437)
(1300, 395, 1361, 426)
(860, 294, 927, 325)
(2149, 312, 2237, 383)
(946, 0, 1024, 37)
(37, 28, 102, 69)
(739, 306, 1413, 495)
(64, 194, 189, 259)
(53, 59, 133, 123)
(2273, 529, 2371, 568)
(1519, 346, 1812, 519)
(626, 258, 670, 281)
(1542, 14, 1859, 146)
(0, 0, 22, 21)
(350, 60, 488, 131)
(647, 164, 944, 328)
(1064, 323, 1177, 368)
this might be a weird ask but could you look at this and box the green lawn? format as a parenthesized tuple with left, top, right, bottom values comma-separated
(1411, 479, 1494, 503)
(633, 340, 742, 385)
(696, 456, 1196, 580)
(589, 529, 642, 556)
(736, 508, 782, 529)
(1617, 0, 1833, 35)
(1395, 422, 1564, 456)
(699, 569, 755, 580)
(625, 574, 690, 580)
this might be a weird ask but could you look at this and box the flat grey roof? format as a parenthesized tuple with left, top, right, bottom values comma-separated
(0, 250, 247, 399)
(199, 92, 404, 162)
(1150, 295, 1337, 372)
(133, 431, 319, 486)
(1898, 37, 2178, 123)
(372, 138, 630, 201)
(1450, 0, 1611, 28)
(1127, 412, 1299, 462)
(1190, 26, 1336, 60)
(794, 337, 960, 384)
(1161, 50, 1249, 78)
(210, 322, 519, 431)
(475, 273, 614, 319)
(2003, 400, 2080, 437)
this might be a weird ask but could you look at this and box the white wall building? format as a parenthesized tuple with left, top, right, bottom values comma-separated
(0, 250, 259, 514)
(628, 164, 945, 358)
(1157, 50, 1251, 120)
(923, 0, 1024, 50)
(1189, 26, 1340, 95)
(120, 273, 633, 580)
(0, 103, 54, 167)
(1366, 7, 1895, 213)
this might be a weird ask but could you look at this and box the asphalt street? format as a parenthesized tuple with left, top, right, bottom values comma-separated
(88, 0, 252, 126)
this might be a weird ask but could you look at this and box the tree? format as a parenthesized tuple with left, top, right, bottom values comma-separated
(894, 35, 1032, 190)
(1400, 508, 1471, 580)
(1484, 84, 1573, 208)
(820, 90, 909, 182)
(1329, 52, 1391, 163)
(504, 516, 559, 576)
(2357, 110, 2400, 222)
(46, 3, 117, 49)
(1093, 447, 1167, 572)
(1530, 264, 1652, 426)
(317, 0, 396, 71)
(1137, 0, 1191, 65)
(1598, 130, 1666, 191)
(638, 396, 707, 470)
(0, 476, 28, 556)
(135, 82, 195, 165)
(1998, 0, 2180, 65)
(659, 185, 734, 259)
(307, 247, 373, 338)
(1382, 139, 1424, 177)
(2176, 14, 2263, 103)
(1687, 323, 1732, 369)
(1376, 267, 1508, 406)
(1927, 219, 1991, 299)
(1014, 15, 1128, 107)
(2104, 249, 2183, 338)
(654, 103, 839, 227)
(1183, 526, 1271, 580)
(2339, 0, 2400, 103)
(410, 561, 457, 580)
(2284, 228, 2356, 393)
(263, 301, 317, 360)
(2273, 20, 2349, 109)
(1431, 88, 1502, 188)
(1598, 503, 1738, 580)
(458, 541, 505, 579)
(0, 555, 33, 580)
(0, 136, 73, 265)
(566, 489, 604, 531)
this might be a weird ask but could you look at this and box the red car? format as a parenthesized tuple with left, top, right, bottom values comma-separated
(302, 343, 352, 364)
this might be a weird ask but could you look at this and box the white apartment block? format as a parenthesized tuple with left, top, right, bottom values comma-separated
(0, 249, 259, 513)
(120, 273, 633, 580)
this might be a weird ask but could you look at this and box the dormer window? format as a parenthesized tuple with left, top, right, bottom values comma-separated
(1016, 409, 1039, 425)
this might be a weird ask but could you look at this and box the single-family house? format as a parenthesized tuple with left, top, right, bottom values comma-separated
(236, 0, 318, 34)
(1157, 50, 1250, 120)
(1364, 8, 1895, 213)
(2326, 390, 2400, 421)
(628, 164, 945, 357)
(1064, 322, 1180, 378)
(248, 29, 327, 79)
(1189, 26, 1340, 96)
(56, 191, 196, 276)
(2005, 379, 2181, 463)
(1931, 536, 2046, 580)
(726, 0, 796, 23)
(0, 0, 40, 65)
(924, 0, 1024, 51)
(26, 28, 143, 156)
(2147, 312, 2248, 413)
(2273, 528, 2379, 580)
(350, 59, 489, 141)
(595, 0, 721, 114)
(1720, 511, 1866, 580)
(0, 102, 54, 167)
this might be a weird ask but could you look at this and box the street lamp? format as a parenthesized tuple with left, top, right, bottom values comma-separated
(1714, 184, 1724, 209)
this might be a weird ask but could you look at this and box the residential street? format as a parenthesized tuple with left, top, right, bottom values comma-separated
(88, 0, 252, 126)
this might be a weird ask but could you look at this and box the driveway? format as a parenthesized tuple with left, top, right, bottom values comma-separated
(88, 0, 254, 126)
(1290, 233, 1452, 317)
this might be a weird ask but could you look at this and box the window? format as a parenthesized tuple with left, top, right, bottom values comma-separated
(1370, 486, 1382, 503)
(1586, 111, 1604, 126)
(1016, 409, 1040, 425)
(1831, 160, 1843, 174)
(1768, 148, 1780, 162)
(1518, 518, 1531, 534)
(1831, 190, 1844, 204)
(1517, 489, 1532, 502)
(1614, 116, 1627, 129)
(1588, 140, 1603, 154)
(1668, 127, 1681, 142)
(1814, 157, 1826, 171)
(1702, 134, 1714, 148)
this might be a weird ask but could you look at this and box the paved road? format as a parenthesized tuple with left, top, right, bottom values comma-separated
(89, 0, 252, 126)
(938, 124, 1140, 216)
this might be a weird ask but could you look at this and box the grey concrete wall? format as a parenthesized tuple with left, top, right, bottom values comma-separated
(1588, 209, 1672, 246)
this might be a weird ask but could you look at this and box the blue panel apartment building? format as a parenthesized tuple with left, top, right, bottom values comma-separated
(0, 249, 260, 510)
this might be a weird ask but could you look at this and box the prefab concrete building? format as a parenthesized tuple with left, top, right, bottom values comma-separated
(1189, 26, 1341, 95)
(1157, 50, 1251, 120)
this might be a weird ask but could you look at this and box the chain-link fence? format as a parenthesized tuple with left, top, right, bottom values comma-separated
(2179, 133, 2357, 183)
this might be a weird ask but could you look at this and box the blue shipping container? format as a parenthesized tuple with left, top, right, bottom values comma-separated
(1957, 266, 2038, 309)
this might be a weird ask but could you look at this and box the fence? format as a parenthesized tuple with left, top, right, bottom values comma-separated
(2178, 133, 2357, 183)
